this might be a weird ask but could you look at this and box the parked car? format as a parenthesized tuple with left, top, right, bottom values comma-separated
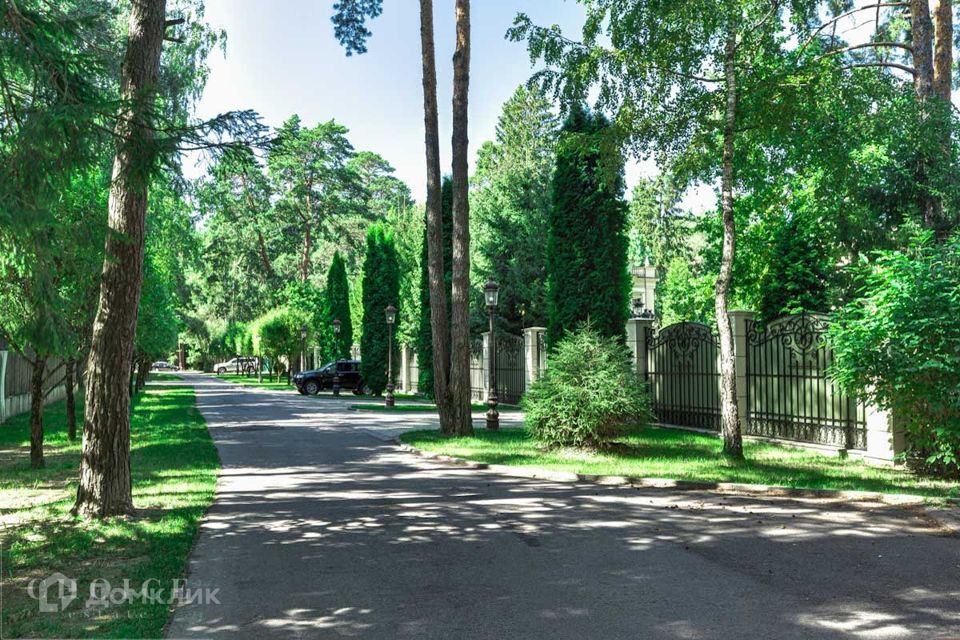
(293, 360, 367, 395)
(213, 356, 258, 375)
(151, 361, 179, 371)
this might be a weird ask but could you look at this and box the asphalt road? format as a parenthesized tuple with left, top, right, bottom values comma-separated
(165, 373, 960, 639)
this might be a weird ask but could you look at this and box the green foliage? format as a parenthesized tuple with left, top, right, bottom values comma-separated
(136, 252, 181, 361)
(416, 177, 453, 397)
(360, 224, 400, 394)
(828, 230, 960, 477)
(325, 252, 353, 359)
(523, 325, 652, 449)
(658, 257, 715, 327)
(250, 307, 306, 381)
(547, 105, 630, 346)
(471, 85, 557, 333)
(758, 213, 832, 322)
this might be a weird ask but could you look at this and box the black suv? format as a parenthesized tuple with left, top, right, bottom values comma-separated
(293, 360, 367, 395)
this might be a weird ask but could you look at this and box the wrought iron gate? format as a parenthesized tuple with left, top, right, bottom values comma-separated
(494, 333, 526, 405)
(645, 322, 722, 430)
(745, 314, 866, 449)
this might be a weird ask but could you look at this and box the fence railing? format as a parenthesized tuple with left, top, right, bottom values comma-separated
(629, 312, 898, 461)
(1, 349, 74, 423)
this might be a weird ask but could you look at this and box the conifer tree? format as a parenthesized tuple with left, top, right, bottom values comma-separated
(361, 224, 400, 394)
(546, 105, 630, 346)
(325, 252, 353, 359)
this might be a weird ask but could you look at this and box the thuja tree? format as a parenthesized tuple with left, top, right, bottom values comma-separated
(546, 105, 630, 346)
(360, 224, 400, 394)
(416, 177, 452, 397)
(325, 251, 353, 359)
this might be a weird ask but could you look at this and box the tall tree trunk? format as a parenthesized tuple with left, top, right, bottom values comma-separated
(419, 0, 454, 433)
(74, 0, 167, 519)
(447, 0, 473, 436)
(912, 0, 935, 98)
(65, 360, 77, 441)
(136, 353, 149, 391)
(29, 356, 47, 469)
(932, 0, 953, 102)
(716, 26, 744, 460)
(911, 0, 947, 235)
(301, 219, 312, 282)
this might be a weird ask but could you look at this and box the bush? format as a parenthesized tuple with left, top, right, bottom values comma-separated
(522, 325, 652, 448)
(827, 229, 960, 477)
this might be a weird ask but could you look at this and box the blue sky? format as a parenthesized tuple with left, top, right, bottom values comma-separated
(189, 0, 596, 201)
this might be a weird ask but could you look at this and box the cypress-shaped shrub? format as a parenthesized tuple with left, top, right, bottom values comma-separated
(522, 325, 651, 448)
(325, 251, 353, 360)
(547, 104, 630, 347)
(361, 224, 400, 394)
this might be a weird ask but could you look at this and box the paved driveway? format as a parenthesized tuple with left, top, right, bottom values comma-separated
(166, 374, 959, 639)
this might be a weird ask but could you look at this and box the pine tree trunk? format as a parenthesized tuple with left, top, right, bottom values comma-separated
(447, 0, 474, 436)
(74, 0, 167, 519)
(419, 0, 454, 433)
(136, 353, 149, 391)
(66, 360, 77, 441)
(932, 0, 953, 102)
(29, 356, 47, 469)
(910, 0, 947, 235)
(716, 26, 744, 460)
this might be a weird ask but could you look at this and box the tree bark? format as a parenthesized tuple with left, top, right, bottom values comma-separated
(932, 0, 953, 102)
(301, 220, 312, 282)
(447, 0, 474, 436)
(65, 360, 77, 441)
(419, 0, 454, 433)
(135, 353, 149, 391)
(29, 356, 47, 469)
(74, 0, 167, 519)
(912, 0, 935, 99)
(716, 26, 744, 460)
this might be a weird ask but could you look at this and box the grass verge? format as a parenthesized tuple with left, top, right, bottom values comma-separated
(0, 379, 219, 638)
(400, 426, 957, 498)
(215, 372, 296, 391)
(350, 402, 521, 413)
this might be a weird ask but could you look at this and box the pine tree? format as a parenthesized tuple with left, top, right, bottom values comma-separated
(416, 176, 452, 396)
(325, 252, 353, 359)
(546, 105, 630, 346)
(759, 214, 831, 322)
(361, 224, 400, 394)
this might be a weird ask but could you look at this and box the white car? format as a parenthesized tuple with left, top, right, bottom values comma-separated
(213, 357, 258, 375)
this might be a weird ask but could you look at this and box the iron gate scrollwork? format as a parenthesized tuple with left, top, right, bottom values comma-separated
(645, 322, 722, 430)
(746, 313, 866, 449)
(494, 333, 526, 405)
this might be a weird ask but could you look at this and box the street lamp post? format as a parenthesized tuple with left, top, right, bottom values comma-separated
(332, 318, 342, 397)
(484, 279, 500, 430)
(385, 304, 397, 408)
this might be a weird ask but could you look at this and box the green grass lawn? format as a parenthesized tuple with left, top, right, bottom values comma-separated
(400, 426, 958, 498)
(0, 379, 219, 638)
(350, 402, 521, 413)
(216, 372, 298, 391)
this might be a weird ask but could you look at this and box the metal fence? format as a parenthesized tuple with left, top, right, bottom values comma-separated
(639, 314, 868, 451)
(469, 337, 486, 402)
(645, 322, 722, 431)
(493, 333, 526, 405)
(745, 314, 866, 449)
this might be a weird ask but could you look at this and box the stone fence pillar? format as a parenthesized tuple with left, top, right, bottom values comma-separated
(400, 344, 411, 392)
(625, 318, 655, 378)
(522, 327, 546, 389)
(727, 311, 754, 433)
